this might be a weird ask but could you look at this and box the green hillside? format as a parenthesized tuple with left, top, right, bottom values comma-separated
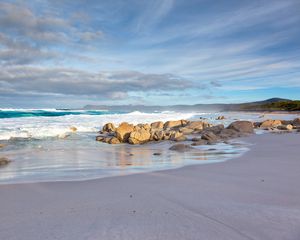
(242, 100, 300, 111)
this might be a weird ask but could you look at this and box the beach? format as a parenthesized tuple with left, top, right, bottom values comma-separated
(1, 132, 300, 240)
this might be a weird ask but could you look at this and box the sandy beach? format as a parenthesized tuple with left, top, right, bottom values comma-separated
(0, 132, 299, 240)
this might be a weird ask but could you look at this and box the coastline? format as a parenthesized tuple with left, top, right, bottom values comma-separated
(1, 132, 300, 239)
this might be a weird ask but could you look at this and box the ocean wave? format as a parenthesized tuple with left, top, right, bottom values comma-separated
(0, 109, 111, 119)
(0, 111, 197, 140)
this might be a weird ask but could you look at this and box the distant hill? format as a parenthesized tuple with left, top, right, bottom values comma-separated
(240, 99, 300, 111)
(83, 98, 300, 112)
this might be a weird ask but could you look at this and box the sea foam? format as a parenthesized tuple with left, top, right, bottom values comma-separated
(0, 110, 196, 140)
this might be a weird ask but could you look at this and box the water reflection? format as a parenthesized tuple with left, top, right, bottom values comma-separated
(0, 133, 249, 184)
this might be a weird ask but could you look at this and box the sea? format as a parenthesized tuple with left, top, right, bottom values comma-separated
(0, 109, 298, 184)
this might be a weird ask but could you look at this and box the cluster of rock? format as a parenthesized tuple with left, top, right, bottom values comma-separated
(191, 121, 254, 146)
(255, 118, 300, 131)
(96, 120, 213, 145)
(96, 120, 255, 146)
(95, 117, 300, 147)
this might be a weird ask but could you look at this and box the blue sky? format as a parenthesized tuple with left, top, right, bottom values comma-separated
(0, 0, 300, 107)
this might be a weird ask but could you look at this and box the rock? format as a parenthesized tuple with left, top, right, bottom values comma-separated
(185, 121, 206, 130)
(0, 144, 6, 148)
(219, 129, 241, 139)
(163, 131, 172, 140)
(169, 144, 193, 152)
(201, 131, 219, 142)
(216, 116, 225, 120)
(202, 124, 224, 135)
(293, 118, 300, 126)
(128, 128, 151, 144)
(96, 136, 105, 141)
(102, 123, 116, 133)
(150, 121, 164, 129)
(96, 136, 112, 143)
(109, 137, 121, 144)
(179, 127, 194, 134)
(70, 126, 77, 132)
(152, 130, 165, 141)
(170, 131, 184, 141)
(136, 123, 151, 131)
(116, 122, 134, 142)
(0, 157, 11, 167)
(164, 120, 188, 129)
(260, 119, 282, 128)
(191, 139, 208, 146)
(227, 121, 254, 133)
(277, 124, 293, 131)
(281, 120, 293, 125)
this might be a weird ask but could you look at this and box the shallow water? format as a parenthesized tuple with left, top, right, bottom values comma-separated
(0, 132, 249, 184)
(0, 110, 298, 184)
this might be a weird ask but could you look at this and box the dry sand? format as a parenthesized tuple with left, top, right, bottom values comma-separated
(0, 133, 300, 240)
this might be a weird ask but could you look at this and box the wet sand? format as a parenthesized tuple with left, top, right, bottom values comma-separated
(0, 133, 300, 240)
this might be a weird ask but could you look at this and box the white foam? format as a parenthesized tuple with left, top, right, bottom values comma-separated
(0, 111, 197, 140)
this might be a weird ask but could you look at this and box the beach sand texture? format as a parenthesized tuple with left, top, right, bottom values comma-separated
(0, 133, 300, 240)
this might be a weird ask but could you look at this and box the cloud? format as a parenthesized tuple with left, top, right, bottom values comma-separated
(0, 0, 300, 107)
(0, 66, 197, 100)
(0, 2, 105, 66)
(0, 2, 69, 43)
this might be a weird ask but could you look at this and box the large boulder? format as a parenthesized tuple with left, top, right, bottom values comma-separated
(128, 128, 151, 144)
(260, 119, 282, 128)
(219, 129, 240, 139)
(201, 131, 219, 142)
(169, 144, 193, 152)
(115, 122, 134, 142)
(202, 124, 224, 135)
(150, 121, 164, 129)
(102, 123, 116, 133)
(164, 120, 188, 129)
(293, 118, 300, 126)
(227, 121, 254, 133)
(185, 121, 208, 131)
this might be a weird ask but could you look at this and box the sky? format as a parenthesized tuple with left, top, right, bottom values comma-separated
(0, 0, 300, 108)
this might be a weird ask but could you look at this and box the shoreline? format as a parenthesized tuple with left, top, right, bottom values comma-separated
(1, 132, 300, 239)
